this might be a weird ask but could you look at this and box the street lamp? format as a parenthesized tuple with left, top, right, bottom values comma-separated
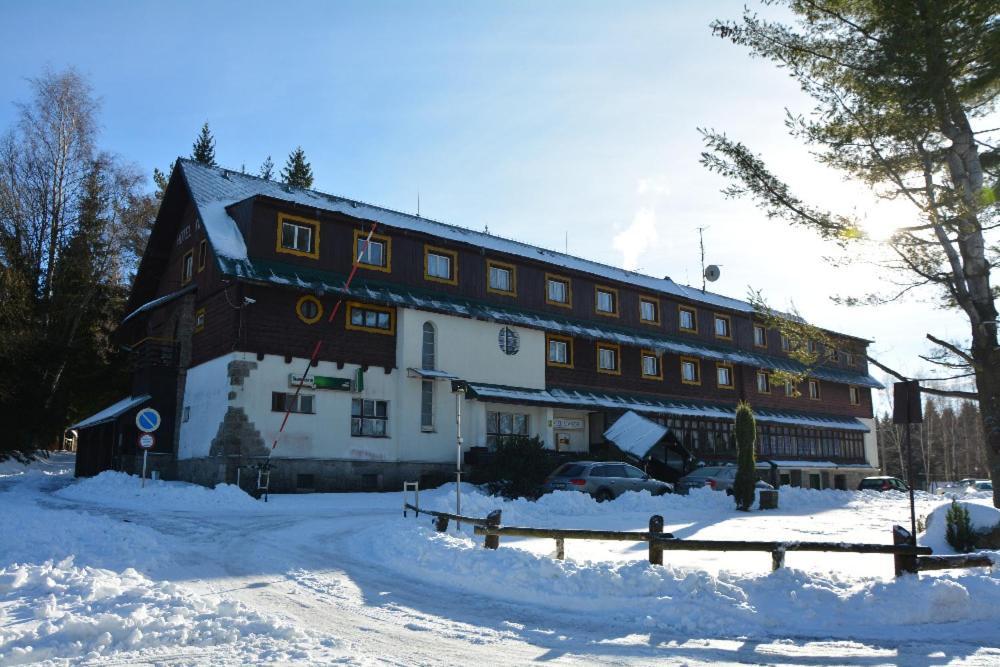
(453, 382, 467, 527)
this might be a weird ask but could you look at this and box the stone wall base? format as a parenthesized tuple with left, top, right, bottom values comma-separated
(175, 456, 455, 494)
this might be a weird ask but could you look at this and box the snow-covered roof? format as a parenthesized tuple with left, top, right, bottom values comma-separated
(406, 368, 459, 380)
(68, 395, 150, 431)
(121, 283, 197, 324)
(464, 383, 870, 432)
(177, 159, 773, 316)
(603, 411, 668, 458)
(231, 258, 881, 388)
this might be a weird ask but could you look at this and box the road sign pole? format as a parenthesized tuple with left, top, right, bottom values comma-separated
(142, 450, 148, 488)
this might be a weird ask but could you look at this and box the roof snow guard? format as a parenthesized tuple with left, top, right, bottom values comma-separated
(68, 395, 151, 430)
(234, 258, 882, 389)
(464, 383, 870, 432)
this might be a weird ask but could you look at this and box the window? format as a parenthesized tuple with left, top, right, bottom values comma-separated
(716, 363, 734, 389)
(487, 410, 530, 447)
(641, 350, 662, 379)
(639, 297, 660, 324)
(194, 308, 205, 333)
(296, 295, 323, 324)
(845, 352, 855, 366)
(781, 335, 792, 352)
(276, 213, 319, 258)
(198, 239, 207, 272)
(849, 386, 861, 405)
(345, 302, 394, 334)
(594, 286, 619, 316)
(421, 380, 434, 431)
(181, 250, 193, 285)
(486, 260, 516, 295)
(351, 398, 388, 437)
(422, 322, 436, 370)
(271, 392, 315, 414)
(597, 343, 620, 374)
(680, 356, 700, 385)
(753, 324, 767, 348)
(756, 371, 771, 394)
(808, 380, 821, 400)
(545, 274, 571, 307)
(353, 229, 391, 272)
(546, 334, 573, 368)
(807, 340, 820, 354)
(784, 381, 796, 397)
(714, 314, 732, 339)
(679, 306, 697, 332)
(424, 246, 458, 285)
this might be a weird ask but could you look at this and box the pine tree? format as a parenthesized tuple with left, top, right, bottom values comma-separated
(191, 122, 217, 166)
(281, 147, 313, 188)
(733, 401, 757, 511)
(259, 155, 274, 180)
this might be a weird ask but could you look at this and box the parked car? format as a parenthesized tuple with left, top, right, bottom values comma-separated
(675, 465, 774, 495)
(542, 461, 672, 501)
(858, 476, 909, 492)
(974, 480, 993, 492)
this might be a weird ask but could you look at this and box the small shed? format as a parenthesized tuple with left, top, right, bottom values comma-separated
(69, 395, 150, 477)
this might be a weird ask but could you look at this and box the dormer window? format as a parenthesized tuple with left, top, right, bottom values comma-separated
(595, 286, 619, 316)
(354, 230, 391, 272)
(277, 213, 319, 259)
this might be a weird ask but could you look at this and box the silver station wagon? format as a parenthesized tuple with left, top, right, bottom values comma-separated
(542, 461, 673, 501)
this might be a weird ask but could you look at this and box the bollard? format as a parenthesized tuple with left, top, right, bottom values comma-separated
(892, 525, 918, 576)
(648, 515, 664, 565)
(484, 510, 502, 550)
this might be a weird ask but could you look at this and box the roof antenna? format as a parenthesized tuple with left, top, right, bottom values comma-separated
(417, 191, 420, 217)
(565, 231, 568, 254)
(698, 226, 708, 292)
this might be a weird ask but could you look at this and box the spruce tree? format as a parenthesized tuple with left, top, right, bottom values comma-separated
(191, 122, 217, 166)
(733, 401, 758, 511)
(259, 155, 274, 180)
(281, 147, 313, 188)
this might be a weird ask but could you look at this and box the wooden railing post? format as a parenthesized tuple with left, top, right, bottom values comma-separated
(771, 548, 785, 571)
(484, 510, 502, 550)
(435, 515, 449, 532)
(555, 538, 565, 560)
(893, 525, 917, 576)
(649, 515, 664, 565)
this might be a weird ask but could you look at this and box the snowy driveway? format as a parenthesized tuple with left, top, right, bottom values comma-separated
(3, 456, 1000, 665)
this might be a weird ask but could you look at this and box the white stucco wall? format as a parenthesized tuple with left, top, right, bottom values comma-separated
(860, 417, 879, 469)
(178, 354, 236, 459)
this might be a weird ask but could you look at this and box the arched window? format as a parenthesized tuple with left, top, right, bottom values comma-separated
(422, 322, 436, 370)
(421, 322, 435, 431)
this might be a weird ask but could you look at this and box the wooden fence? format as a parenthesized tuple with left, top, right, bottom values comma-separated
(403, 503, 993, 577)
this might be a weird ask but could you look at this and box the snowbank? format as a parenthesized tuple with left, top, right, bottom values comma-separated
(56, 471, 260, 512)
(0, 560, 341, 665)
(923, 499, 1000, 555)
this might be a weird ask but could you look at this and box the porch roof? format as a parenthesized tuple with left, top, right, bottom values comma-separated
(68, 395, 151, 431)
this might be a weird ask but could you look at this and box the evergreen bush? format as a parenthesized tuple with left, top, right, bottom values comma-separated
(484, 435, 552, 500)
(733, 401, 758, 511)
(945, 500, 976, 553)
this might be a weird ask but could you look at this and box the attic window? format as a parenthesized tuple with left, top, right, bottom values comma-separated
(197, 239, 207, 272)
(276, 213, 319, 259)
(181, 250, 194, 285)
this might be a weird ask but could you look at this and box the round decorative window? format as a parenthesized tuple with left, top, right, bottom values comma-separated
(498, 326, 520, 355)
(296, 295, 323, 324)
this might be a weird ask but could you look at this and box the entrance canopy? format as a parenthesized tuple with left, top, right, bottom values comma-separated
(68, 395, 150, 431)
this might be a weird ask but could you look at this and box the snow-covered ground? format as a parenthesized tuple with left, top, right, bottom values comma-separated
(2, 454, 999, 665)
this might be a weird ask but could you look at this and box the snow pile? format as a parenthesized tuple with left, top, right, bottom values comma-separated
(56, 471, 260, 512)
(352, 522, 1000, 641)
(0, 560, 339, 665)
(923, 499, 1000, 555)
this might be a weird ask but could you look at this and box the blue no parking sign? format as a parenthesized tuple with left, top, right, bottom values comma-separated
(135, 408, 161, 433)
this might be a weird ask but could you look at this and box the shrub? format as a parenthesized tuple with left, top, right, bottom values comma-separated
(733, 401, 758, 511)
(484, 435, 552, 500)
(945, 500, 976, 553)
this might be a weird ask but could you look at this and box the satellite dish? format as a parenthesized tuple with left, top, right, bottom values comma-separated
(704, 265, 721, 282)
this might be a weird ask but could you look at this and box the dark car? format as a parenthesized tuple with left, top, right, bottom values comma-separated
(675, 465, 775, 495)
(858, 476, 909, 492)
(542, 461, 673, 501)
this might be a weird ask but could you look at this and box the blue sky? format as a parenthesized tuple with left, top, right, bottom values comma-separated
(0, 1, 973, 401)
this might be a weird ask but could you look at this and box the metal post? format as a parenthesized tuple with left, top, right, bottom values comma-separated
(141, 450, 148, 488)
(455, 388, 464, 529)
(905, 422, 917, 544)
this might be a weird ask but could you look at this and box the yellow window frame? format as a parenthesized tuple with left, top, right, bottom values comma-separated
(345, 301, 396, 335)
(545, 333, 574, 368)
(180, 249, 194, 285)
(679, 355, 701, 385)
(486, 259, 517, 296)
(596, 342, 621, 375)
(716, 362, 734, 389)
(640, 349, 663, 380)
(194, 307, 206, 333)
(639, 296, 661, 325)
(276, 212, 320, 259)
(594, 285, 620, 317)
(713, 313, 733, 340)
(756, 370, 772, 394)
(296, 295, 324, 325)
(753, 323, 768, 348)
(353, 228, 392, 273)
(544, 273, 573, 308)
(424, 245, 458, 285)
(678, 305, 698, 333)
(808, 379, 821, 400)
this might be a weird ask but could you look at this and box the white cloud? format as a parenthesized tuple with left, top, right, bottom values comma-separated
(613, 206, 659, 271)
(636, 176, 671, 197)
